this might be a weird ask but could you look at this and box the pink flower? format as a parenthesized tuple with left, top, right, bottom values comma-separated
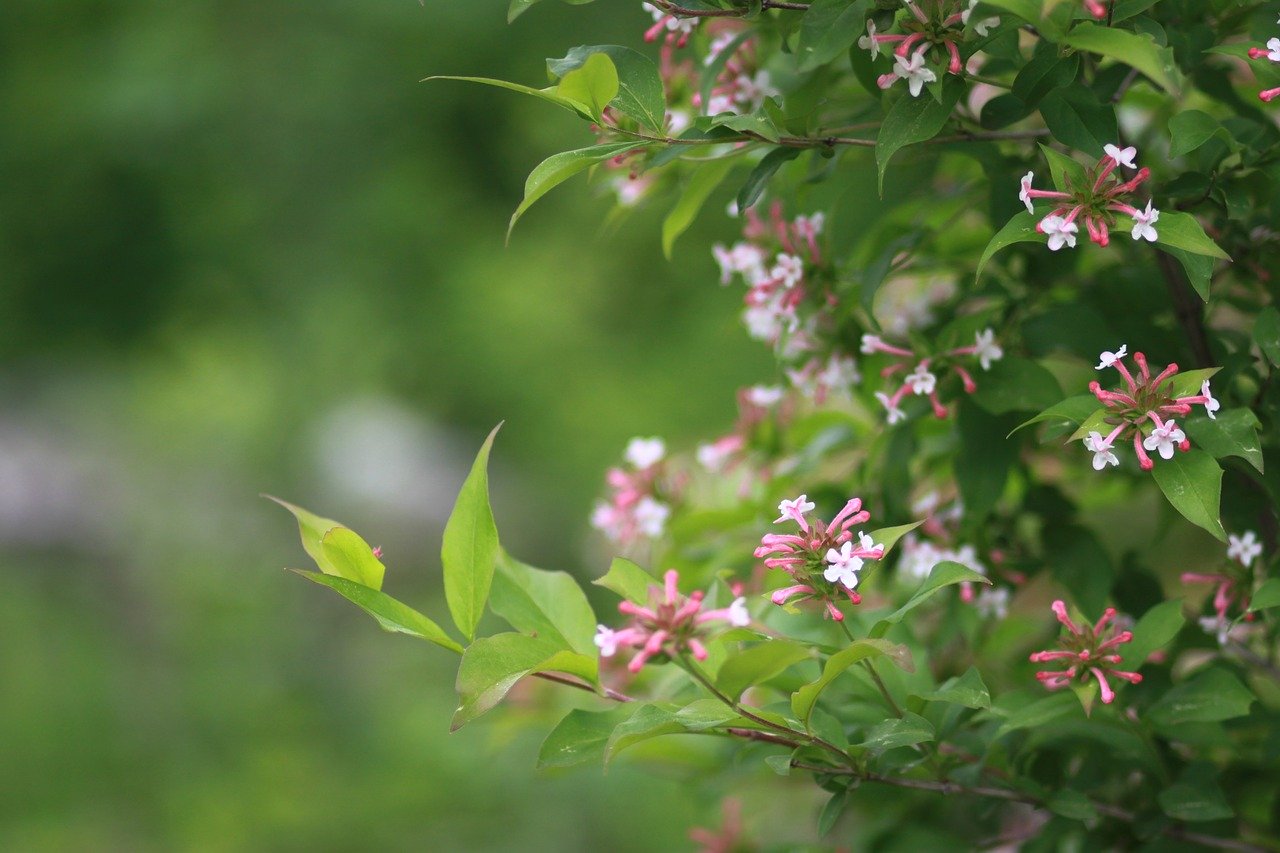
(1103, 143, 1138, 169)
(1030, 601, 1142, 704)
(1142, 413, 1185, 461)
(775, 494, 816, 526)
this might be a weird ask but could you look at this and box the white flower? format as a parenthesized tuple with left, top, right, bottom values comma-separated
(1201, 380, 1219, 420)
(1104, 143, 1138, 169)
(860, 333, 883, 355)
(776, 494, 816, 524)
(897, 536, 941, 580)
(594, 625, 620, 657)
(734, 71, 779, 111)
(712, 242, 767, 285)
(893, 49, 937, 98)
(975, 587, 1010, 620)
(858, 531, 881, 553)
(817, 354, 861, 390)
(875, 391, 906, 424)
(1267, 37, 1280, 62)
(1019, 171, 1036, 214)
(906, 364, 937, 395)
(625, 437, 666, 470)
(727, 596, 751, 627)
(1198, 616, 1231, 647)
(823, 541, 864, 589)
(771, 252, 805, 288)
(746, 385, 786, 407)
(696, 437, 739, 472)
(1227, 530, 1262, 567)
(1040, 215, 1078, 251)
(633, 496, 670, 538)
(1143, 418, 1185, 460)
(1096, 344, 1128, 370)
(858, 20, 881, 57)
(974, 328, 1003, 370)
(643, 2, 696, 36)
(1083, 431, 1120, 470)
(1130, 200, 1159, 242)
(962, 0, 1000, 37)
(590, 502, 621, 538)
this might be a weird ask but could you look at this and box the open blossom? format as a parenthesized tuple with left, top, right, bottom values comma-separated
(1096, 344, 1127, 370)
(862, 332, 1000, 424)
(1039, 215, 1078, 251)
(1248, 35, 1280, 101)
(1142, 414, 1185, 460)
(1227, 530, 1262, 568)
(625, 437, 666, 470)
(962, 0, 1000, 37)
(1083, 431, 1120, 470)
(1103, 143, 1137, 169)
(592, 439, 675, 546)
(881, 48, 938, 98)
(1201, 380, 1220, 419)
(973, 328, 1003, 370)
(642, 2, 696, 44)
(1030, 601, 1142, 705)
(758, 496, 884, 621)
(1130, 200, 1159, 242)
(875, 390, 907, 424)
(595, 569, 750, 673)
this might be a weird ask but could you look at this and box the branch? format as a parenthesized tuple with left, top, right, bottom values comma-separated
(531, 671, 634, 703)
(649, 0, 809, 17)
(610, 126, 1049, 150)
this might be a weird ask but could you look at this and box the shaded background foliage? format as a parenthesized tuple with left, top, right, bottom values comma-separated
(0, 1, 775, 848)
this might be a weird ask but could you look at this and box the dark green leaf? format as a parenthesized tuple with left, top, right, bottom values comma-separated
(1048, 789, 1098, 823)
(858, 712, 934, 752)
(1255, 306, 1280, 367)
(1062, 22, 1180, 94)
(1146, 667, 1255, 726)
(914, 666, 990, 709)
(975, 211, 1042, 280)
(1150, 449, 1227, 542)
(1013, 50, 1079, 108)
(1168, 110, 1227, 159)
(870, 561, 991, 639)
(1185, 409, 1264, 474)
(1040, 84, 1118, 158)
(1119, 598, 1184, 669)
(796, 0, 871, 71)
(537, 706, 634, 769)
(737, 147, 801, 211)
(971, 356, 1064, 415)
(876, 77, 964, 194)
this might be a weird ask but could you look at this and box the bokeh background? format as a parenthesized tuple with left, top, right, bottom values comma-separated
(0, 1, 778, 849)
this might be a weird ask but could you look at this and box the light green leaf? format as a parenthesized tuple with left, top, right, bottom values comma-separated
(537, 706, 634, 769)
(975, 211, 1042, 280)
(1185, 409, 1264, 474)
(291, 570, 463, 653)
(490, 550, 598, 655)
(1255, 306, 1280, 367)
(320, 527, 386, 590)
(1146, 668, 1254, 726)
(268, 496, 344, 578)
(876, 77, 964, 194)
(441, 424, 502, 641)
(452, 632, 598, 729)
(858, 712, 934, 752)
(509, 142, 643, 238)
(1062, 22, 1180, 95)
(867, 520, 924, 559)
(594, 556, 659, 604)
(914, 666, 990, 710)
(1119, 598, 1184, 669)
(604, 703, 687, 765)
(870, 561, 992, 639)
(716, 640, 812, 698)
(980, 0, 1064, 40)
(1155, 211, 1230, 260)
(796, 0, 871, 71)
(662, 157, 736, 258)
(1249, 579, 1280, 612)
(791, 639, 912, 724)
(1166, 367, 1220, 399)
(555, 52, 618, 123)
(424, 74, 590, 120)
(1038, 142, 1087, 191)
(548, 46, 666, 132)
(1150, 449, 1226, 542)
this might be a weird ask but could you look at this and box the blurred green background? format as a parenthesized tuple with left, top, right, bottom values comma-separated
(0, 1, 777, 848)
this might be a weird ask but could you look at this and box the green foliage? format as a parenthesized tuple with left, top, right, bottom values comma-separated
(441, 424, 502, 641)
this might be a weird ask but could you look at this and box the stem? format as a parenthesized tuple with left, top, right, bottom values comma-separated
(649, 0, 809, 17)
(833, 615, 903, 718)
(606, 126, 1049, 150)
(532, 671, 634, 703)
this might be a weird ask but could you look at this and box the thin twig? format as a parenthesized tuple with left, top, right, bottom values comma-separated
(532, 671, 634, 703)
(650, 0, 809, 17)
(610, 126, 1048, 150)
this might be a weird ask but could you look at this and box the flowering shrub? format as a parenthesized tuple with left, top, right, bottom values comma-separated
(273, 1, 1280, 849)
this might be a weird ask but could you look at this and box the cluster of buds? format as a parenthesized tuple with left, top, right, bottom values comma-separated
(591, 437, 676, 547)
(1020, 144, 1159, 250)
(756, 495, 884, 621)
(594, 569, 750, 672)
(898, 493, 1017, 618)
(1030, 601, 1142, 705)
(1081, 345, 1220, 471)
(1181, 531, 1264, 643)
(861, 2, 1001, 97)
(1247, 26, 1280, 103)
(701, 31, 778, 116)
(642, 1, 697, 49)
(860, 328, 1003, 424)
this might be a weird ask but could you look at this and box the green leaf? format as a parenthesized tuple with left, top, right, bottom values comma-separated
(867, 520, 924, 559)
(509, 142, 643, 238)
(858, 712, 934, 752)
(537, 706, 634, 769)
(320, 527, 386, 590)
(914, 666, 991, 710)
(791, 639, 912, 724)
(1155, 211, 1230, 260)
(1062, 22, 1180, 95)
(711, 111, 781, 143)
(594, 557, 659, 603)
(424, 74, 590, 120)
(876, 77, 964, 194)
(268, 496, 344, 578)
(1039, 84, 1117, 158)
(971, 356, 1065, 415)
(1249, 579, 1280, 612)
(1038, 142, 1087, 191)
(995, 691, 1080, 737)
(1010, 395, 1102, 438)
(979, 0, 1063, 40)
(1146, 667, 1255, 726)
(548, 46, 666, 132)
(490, 550, 598, 655)
(717, 640, 813, 698)
(452, 632, 598, 730)
(1119, 598, 1184, 669)
(604, 703, 687, 765)
(441, 424, 502, 641)
(1013, 50, 1080, 109)
(737, 147, 801, 212)
(1158, 781, 1234, 822)
(955, 400, 1014, 520)
(1166, 367, 1220, 399)
(1168, 110, 1227, 159)
(662, 157, 735, 258)
(1048, 789, 1098, 823)
(1045, 524, 1113, 618)
(554, 52, 617, 123)
(1255, 306, 1280, 367)
(795, 0, 871, 71)
(818, 789, 852, 837)
(975, 210, 1042, 280)
(1163, 246, 1214, 302)
(870, 561, 991, 639)
(291, 570, 463, 654)
(1150, 449, 1227, 542)
(1185, 409, 1264, 474)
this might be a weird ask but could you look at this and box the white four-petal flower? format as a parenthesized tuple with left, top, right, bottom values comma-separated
(1227, 530, 1262, 567)
(1019, 171, 1036, 214)
(858, 20, 881, 57)
(906, 364, 937, 395)
(893, 49, 937, 98)
(1143, 418, 1185, 460)
(1040, 215, 1078, 251)
(1201, 380, 1219, 420)
(625, 437, 666, 470)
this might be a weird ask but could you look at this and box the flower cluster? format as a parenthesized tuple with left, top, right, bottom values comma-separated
(897, 493, 1016, 618)
(861, 328, 1003, 423)
(591, 437, 675, 546)
(1081, 345, 1219, 471)
(1030, 601, 1142, 705)
(1181, 530, 1264, 643)
(1248, 23, 1280, 103)
(860, 1, 1001, 98)
(1020, 144, 1159, 250)
(594, 569, 750, 672)
(756, 495, 884, 621)
(642, 2, 697, 48)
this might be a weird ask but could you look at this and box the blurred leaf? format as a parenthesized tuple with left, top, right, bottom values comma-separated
(291, 570, 462, 653)
(716, 639, 813, 698)
(914, 667, 990, 710)
(555, 52, 618, 123)
(1119, 598, 1184, 669)
(818, 788, 852, 837)
(868, 520, 923, 559)
(995, 691, 1080, 737)
(975, 211, 1041, 280)
(1013, 50, 1079, 109)
(441, 424, 502, 641)
(663, 157, 735, 258)
(594, 557, 659, 603)
(1185, 409, 1263, 474)
(796, 0, 871, 71)
(425, 74, 590, 119)
(1249, 579, 1280, 612)
(955, 400, 1014, 520)
(1048, 789, 1098, 823)
(791, 639, 911, 724)
(1146, 668, 1254, 726)
(876, 77, 964, 195)
(858, 712, 934, 752)
(1150, 449, 1226, 542)
(980, 0, 1063, 40)
(508, 0, 596, 22)
(509, 142, 644, 238)
(320, 527, 386, 590)
(1168, 110, 1229, 159)
(971, 356, 1064, 415)
(871, 561, 991, 639)
(1011, 395, 1101, 438)
(1158, 781, 1233, 822)
(1062, 22, 1180, 95)
(1045, 524, 1114, 618)
(1255, 306, 1280, 367)
(490, 550, 598, 655)
(453, 632, 598, 730)
(548, 46, 665, 131)
(537, 706, 634, 769)
(737, 147, 801, 212)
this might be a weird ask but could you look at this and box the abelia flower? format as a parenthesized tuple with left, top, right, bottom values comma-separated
(880, 47, 938, 98)
(1083, 430, 1120, 470)
(1030, 601, 1142, 704)
(975, 586, 1010, 619)
(1227, 530, 1262, 568)
(862, 332, 1002, 423)
(1201, 380, 1220, 420)
(1103, 143, 1137, 169)
(1249, 36, 1280, 101)
(973, 328, 1003, 370)
(1130, 200, 1159, 242)
(642, 1, 697, 45)
(875, 390, 907, 425)
(757, 496, 884, 621)
(1022, 146, 1159, 250)
(746, 385, 786, 408)
(625, 436, 667, 470)
(633, 495, 671, 537)
(595, 569, 750, 672)
(696, 434, 745, 473)
(1081, 0, 1109, 18)
(1096, 344, 1127, 370)
(592, 439, 676, 546)
(1142, 413, 1185, 461)
(1039, 215, 1078, 251)
(962, 0, 1000, 37)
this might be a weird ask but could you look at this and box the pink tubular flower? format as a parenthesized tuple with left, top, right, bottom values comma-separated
(1249, 36, 1280, 103)
(862, 331, 1002, 425)
(1023, 145, 1160, 250)
(595, 569, 750, 673)
(1082, 0, 1109, 19)
(1030, 601, 1142, 704)
(758, 496, 884, 620)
